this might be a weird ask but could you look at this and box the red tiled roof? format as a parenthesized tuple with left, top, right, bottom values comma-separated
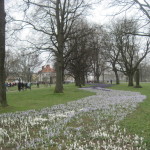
(38, 65, 55, 73)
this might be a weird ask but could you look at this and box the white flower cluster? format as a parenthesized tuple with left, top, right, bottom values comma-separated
(0, 88, 147, 149)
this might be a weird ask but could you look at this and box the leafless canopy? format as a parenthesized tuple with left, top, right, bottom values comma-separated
(12, 0, 99, 92)
(107, 0, 150, 36)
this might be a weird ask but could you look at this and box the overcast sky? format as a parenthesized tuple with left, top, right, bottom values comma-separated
(86, 2, 114, 24)
(5, 0, 149, 69)
(5, 0, 119, 25)
(6, 0, 144, 27)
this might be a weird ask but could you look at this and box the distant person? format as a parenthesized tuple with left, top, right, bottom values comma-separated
(27, 82, 31, 90)
(9, 83, 12, 87)
(5, 82, 8, 91)
(37, 82, 39, 88)
(18, 82, 21, 92)
(110, 80, 112, 84)
(24, 83, 28, 90)
(21, 82, 24, 90)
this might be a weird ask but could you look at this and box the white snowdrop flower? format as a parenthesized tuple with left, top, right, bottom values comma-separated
(0, 87, 147, 149)
(34, 117, 48, 122)
(55, 113, 68, 118)
(65, 111, 75, 116)
(134, 140, 139, 145)
(140, 137, 144, 142)
(0, 128, 7, 136)
(102, 132, 108, 137)
(134, 134, 140, 140)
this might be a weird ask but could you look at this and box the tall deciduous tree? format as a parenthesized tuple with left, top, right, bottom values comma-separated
(90, 25, 109, 83)
(18, 51, 42, 82)
(0, 0, 8, 107)
(5, 50, 20, 80)
(66, 20, 93, 87)
(12, 0, 97, 93)
(112, 18, 150, 86)
(103, 32, 121, 85)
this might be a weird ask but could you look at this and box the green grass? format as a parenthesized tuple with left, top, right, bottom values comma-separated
(0, 84, 95, 114)
(110, 82, 150, 148)
(1, 82, 150, 148)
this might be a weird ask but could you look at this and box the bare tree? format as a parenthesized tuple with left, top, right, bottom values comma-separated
(103, 33, 121, 84)
(112, 18, 150, 86)
(5, 48, 42, 83)
(9, 0, 99, 93)
(134, 0, 150, 20)
(66, 20, 93, 87)
(19, 51, 42, 82)
(90, 25, 109, 83)
(108, 0, 150, 19)
(108, 0, 150, 36)
(5, 50, 20, 80)
(0, 0, 8, 107)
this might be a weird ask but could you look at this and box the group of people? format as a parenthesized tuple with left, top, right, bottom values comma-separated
(5, 82, 17, 91)
(18, 82, 31, 92)
(5, 82, 16, 87)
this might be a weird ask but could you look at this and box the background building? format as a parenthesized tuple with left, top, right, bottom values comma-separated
(38, 65, 56, 83)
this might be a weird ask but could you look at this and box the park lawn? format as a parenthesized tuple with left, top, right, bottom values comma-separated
(0, 84, 95, 114)
(110, 82, 150, 148)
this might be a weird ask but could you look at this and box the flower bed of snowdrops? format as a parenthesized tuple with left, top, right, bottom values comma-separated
(0, 88, 147, 150)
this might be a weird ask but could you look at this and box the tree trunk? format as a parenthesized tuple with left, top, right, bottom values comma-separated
(62, 66, 65, 83)
(102, 72, 105, 83)
(0, 0, 8, 107)
(54, 0, 64, 93)
(75, 75, 81, 87)
(114, 69, 120, 84)
(95, 74, 100, 83)
(128, 73, 134, 86)
(54, 56, 63, 93)
(86, 73, 88, 83)
(81, 72, 85, 86)
(135, 69, 142, 88)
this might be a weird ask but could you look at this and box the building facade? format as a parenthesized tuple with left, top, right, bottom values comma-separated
(38, 65, 56, 83)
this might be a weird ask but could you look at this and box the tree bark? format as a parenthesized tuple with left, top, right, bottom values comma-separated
(0, 0, 8, 107)
(54, 56, 63, 93)
(113, 68, 120, 84)
(102, 72, 105, 83)
(75, 75, 81, 88)
(94, 64, 100, 83)
(81, 72, 85, 86)
(96, 74, 100, 83)
(135, 69, 142, 88)
(54, 0, 64, 93)
(128, 73, 134, 86)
